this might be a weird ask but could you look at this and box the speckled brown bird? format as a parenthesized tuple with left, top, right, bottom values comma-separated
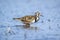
(13, 11, 41, 28)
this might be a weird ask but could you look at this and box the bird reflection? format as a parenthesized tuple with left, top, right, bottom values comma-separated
(15, 25, 39, 31)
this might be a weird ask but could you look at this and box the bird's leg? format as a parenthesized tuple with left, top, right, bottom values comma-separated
(24, 23, 30, 28)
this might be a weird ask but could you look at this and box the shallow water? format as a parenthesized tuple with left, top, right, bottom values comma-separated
(0, 0, 60, 40)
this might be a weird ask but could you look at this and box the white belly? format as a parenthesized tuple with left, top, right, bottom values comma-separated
(31, 20, 35, 23)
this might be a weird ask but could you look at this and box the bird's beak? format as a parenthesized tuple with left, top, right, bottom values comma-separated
(40, 15, 44, 17)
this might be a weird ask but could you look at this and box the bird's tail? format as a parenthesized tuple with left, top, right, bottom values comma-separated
(13, 18, 21, 20)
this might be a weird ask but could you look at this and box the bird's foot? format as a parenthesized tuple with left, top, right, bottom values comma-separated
(24, 25, 30, 28)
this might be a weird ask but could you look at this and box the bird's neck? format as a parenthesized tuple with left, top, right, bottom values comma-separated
(35, 16, 39, 22)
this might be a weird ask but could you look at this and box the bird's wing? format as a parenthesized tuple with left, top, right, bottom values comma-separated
(22, 16, 35, 22)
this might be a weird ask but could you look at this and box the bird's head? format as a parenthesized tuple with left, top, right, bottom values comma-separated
(35, 11, 43, 22)
(35, 11, 40, 17)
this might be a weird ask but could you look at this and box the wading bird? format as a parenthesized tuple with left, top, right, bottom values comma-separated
(13, 11, 41, 28)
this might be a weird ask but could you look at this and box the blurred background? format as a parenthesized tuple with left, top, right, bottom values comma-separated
(0, 0, 60, 40)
